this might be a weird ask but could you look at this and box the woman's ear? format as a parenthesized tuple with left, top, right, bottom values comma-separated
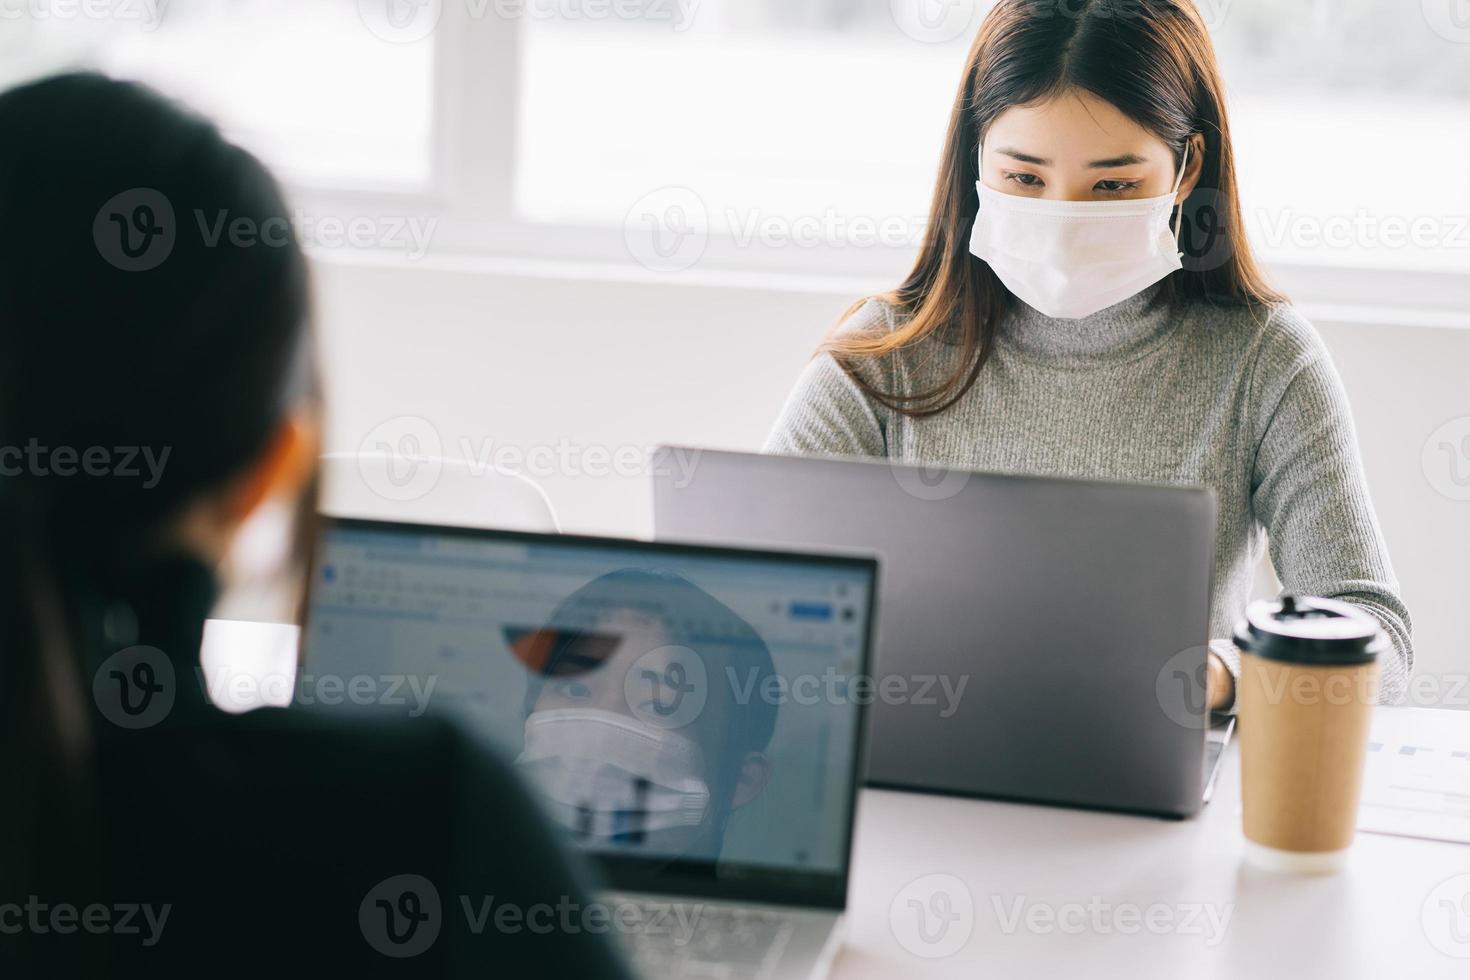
(224, 410, 322, 530)
(172, 409, 322, 564)
(1178, 132, 1207, 201)
(730, 751, 772, 809)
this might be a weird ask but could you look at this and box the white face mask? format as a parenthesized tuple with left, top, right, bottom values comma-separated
(516, 708, 711, 841)
(968, 143, 1190, 320)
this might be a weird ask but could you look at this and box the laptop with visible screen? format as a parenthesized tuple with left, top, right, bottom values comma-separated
(652, 447, 1230, 819)
(303, 518, 878, 979)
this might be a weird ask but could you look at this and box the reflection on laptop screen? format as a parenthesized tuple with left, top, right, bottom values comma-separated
(304, 522, 875, 882)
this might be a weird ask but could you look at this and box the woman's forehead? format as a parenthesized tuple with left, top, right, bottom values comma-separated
(594, 607, 669, 635)
(986, 90, 1166, 161)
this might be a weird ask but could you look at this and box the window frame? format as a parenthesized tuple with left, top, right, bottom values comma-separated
(285, 11, 1470, 323)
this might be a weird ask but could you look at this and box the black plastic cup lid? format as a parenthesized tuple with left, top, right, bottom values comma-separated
(1233, 595, 1387, 666)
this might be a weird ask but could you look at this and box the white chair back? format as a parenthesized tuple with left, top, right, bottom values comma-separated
(202, 452, 559, 714)
(318, 451, 560, 532)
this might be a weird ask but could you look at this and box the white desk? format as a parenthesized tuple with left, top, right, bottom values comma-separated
(835, 708, 1470, 979)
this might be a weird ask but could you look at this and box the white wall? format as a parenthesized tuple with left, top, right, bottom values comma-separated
(313, 254, 1470, 708)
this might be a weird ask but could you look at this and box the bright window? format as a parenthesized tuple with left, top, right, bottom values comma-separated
(2, 0, 434, 189)
(5, 0, 1468, 275)
(516, 0, 1470, 271)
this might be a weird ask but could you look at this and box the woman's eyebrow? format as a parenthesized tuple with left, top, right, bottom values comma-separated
(1088, 153, 1148, 169)
(995, 146, 1050, 165)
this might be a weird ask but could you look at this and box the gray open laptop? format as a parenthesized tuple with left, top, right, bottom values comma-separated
(652, 448, 1232, 820)
(304, 519, 878, 979)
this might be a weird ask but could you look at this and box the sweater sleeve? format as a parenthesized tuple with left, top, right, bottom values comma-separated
(764, 353, 887, 458)
(764, 301, 893, 458)
(1248, 312, 1413, 703)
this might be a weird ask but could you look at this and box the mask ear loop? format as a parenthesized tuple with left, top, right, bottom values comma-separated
(1170, 139, 1193, 246)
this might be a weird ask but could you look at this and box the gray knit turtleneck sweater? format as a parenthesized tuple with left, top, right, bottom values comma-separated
(765, 286, 1413, 703)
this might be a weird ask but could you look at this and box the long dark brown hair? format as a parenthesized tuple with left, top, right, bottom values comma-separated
(825, 0, 1283, 417)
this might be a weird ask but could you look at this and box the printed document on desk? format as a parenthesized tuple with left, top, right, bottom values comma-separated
(1358, 707, 1470, 845)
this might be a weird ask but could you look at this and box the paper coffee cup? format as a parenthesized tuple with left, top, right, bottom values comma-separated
(1234, 596, 1385, 875)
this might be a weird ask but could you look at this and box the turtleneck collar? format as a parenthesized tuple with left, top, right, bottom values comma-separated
(996, 283, 1177, 367)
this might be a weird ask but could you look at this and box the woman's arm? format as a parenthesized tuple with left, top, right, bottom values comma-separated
(765, 353, 888, 458)
(1247, 317, 1413, 704)
(766, 300, 898, 458)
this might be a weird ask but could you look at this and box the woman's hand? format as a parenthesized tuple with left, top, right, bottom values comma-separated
(1206, 651, 1235, 712)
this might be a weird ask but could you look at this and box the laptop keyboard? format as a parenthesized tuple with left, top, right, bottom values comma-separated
(612, 897, 796, 980)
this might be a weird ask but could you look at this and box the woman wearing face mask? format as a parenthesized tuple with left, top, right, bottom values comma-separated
(0, 74, 634, 978)
(514, 570, 778, 867)
(767, 0, 1412, 709)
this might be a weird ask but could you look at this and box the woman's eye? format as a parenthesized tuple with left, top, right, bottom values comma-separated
(551, 679, 591, 700)
(1003, 172, 1043, 188)
(1095, 179, 1142, 194)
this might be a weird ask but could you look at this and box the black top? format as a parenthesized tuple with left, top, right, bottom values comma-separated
(72, 555, 636, 978)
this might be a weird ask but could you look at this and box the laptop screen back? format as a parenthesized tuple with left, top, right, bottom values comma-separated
(304, 520, 877, 907)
